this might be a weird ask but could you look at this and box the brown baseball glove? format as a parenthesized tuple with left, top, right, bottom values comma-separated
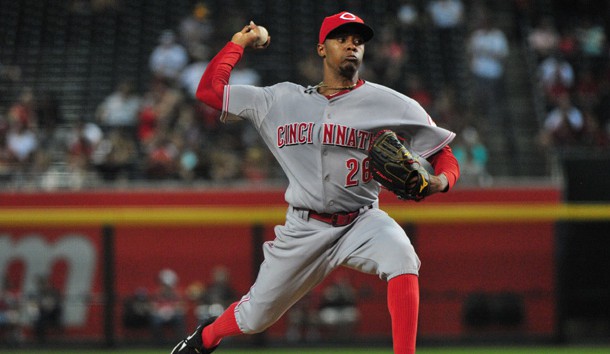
(369, 130, 433, 201)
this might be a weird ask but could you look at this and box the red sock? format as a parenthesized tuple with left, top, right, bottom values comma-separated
(202, 302, 242, 348)
(387, 274, 419, 354)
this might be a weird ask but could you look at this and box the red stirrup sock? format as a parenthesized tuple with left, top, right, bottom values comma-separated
(387, 274, 420, 354)
(202, 302, 242, 348)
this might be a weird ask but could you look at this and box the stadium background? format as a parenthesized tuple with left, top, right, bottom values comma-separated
(1, 0, 610, 352)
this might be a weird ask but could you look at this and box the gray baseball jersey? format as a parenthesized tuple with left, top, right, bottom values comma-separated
(222, 81, 455, 213)
(220, 80, 455, 333)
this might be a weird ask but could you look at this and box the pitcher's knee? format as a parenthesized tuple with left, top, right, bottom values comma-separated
(379, 245, 421, 280)
(235, 306, 282, 334)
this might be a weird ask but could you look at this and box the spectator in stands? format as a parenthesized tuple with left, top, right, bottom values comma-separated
(574, 67, 601, 113)
(92, 128, 139, 181)
(172, 104, 211, 181)
(137, 106, 158, 148)
(138, 77, 184, 148)
(149, 30, 189, 84)
(427, 0, 465, 86)
(467, 13, 510, 126)
(39, 159, 94, 191)
(6, 115, 38, 173)
(95, 80, 142, 135)
(66, 119, 103, 167)
(427, 0, 464, 29)
(8, 87, 38, 130)
(557, 26, 579, 62)
(150, 268, 186, 343)
(452, 126, 492, 186)
(208, 147, 242, 182)
(539, 92, 587, 148)
(35, 130, 102, 189)
(527, 16, 560, 60)
(178, 144, 203, 182)
(29, 275, 62, 344)
(63, 119, 103, 188)
(396, 0, 420, 29)
(178, 2, 214, 58)
(538, 51, 575, 107)
(143, 132, 180, 180)
(576, 17, 607, 70)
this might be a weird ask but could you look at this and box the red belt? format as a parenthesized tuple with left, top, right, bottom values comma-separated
(297, 205, 372, 227)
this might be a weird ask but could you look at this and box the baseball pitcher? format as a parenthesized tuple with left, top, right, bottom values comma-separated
(172, 10, 460, 354)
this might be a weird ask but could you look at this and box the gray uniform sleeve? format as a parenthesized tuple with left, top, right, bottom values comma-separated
(394, 100, 455, 158)
(220, 84, 273, 129)
(363, 83, 455, 158)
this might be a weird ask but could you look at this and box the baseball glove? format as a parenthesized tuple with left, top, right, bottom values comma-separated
(369, 130, 432, 201)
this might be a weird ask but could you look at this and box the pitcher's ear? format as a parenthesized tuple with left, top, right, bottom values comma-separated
(317, 43, 326, 58)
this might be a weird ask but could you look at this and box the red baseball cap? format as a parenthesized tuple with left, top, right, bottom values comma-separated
(318, 11, 374, 44)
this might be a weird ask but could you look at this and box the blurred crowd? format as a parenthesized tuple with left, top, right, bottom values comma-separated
(0, 265, 363, 345)
(121, 266, 237, 344)
(527, 10, 610, 150)
(0, 1, 281, 190)
(0, 1, 609, 190)
(120, 267, 361, 345)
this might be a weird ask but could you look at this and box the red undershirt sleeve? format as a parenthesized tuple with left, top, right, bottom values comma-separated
(195, 42, 244, 111)
(427, 145, 460, 191)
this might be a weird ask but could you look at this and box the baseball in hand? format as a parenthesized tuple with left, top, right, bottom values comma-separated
(254, 25, 269, 46)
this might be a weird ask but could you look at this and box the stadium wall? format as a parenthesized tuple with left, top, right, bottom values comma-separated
(0, 187, 563, 344)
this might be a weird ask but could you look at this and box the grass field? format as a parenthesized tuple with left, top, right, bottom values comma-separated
(2, 347, 610, 354)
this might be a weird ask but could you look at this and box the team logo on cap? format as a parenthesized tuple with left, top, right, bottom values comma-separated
(340, 12, 357, 21)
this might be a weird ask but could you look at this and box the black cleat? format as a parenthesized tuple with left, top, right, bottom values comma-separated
(170, 317, 218, 354)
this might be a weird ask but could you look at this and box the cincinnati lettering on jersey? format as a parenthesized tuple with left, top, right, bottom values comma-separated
(277, 122, 315, 148)
(322, 123, 373, 151)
